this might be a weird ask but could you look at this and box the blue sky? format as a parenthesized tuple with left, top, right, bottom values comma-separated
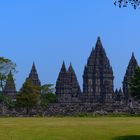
(1, 0, 140, 90)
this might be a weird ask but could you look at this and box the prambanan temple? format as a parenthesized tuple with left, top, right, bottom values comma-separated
(3, 37, 140, 114)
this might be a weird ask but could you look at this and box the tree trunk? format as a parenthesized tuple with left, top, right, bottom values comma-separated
(26, 107, 30, 116)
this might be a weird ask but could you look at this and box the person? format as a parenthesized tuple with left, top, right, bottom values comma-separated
(128, 99, 133, 113)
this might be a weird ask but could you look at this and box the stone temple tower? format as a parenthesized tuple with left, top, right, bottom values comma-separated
(55, 62, 71, 102)
(27, 62, 41, 87)
(123, 53, 138, 100)
(56, 62, 69, 94)
(25, 62, 41, 94)
(56, 62, 81, 102)
(67, 63, 81, 97)
(82, 37, 114, 104)
(3, 71, 17, 100)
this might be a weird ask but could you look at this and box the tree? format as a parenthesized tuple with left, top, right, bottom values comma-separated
(114, 0, 140, 9)
(40, 93, 56, 109)
(16, 80, 39, 114)
(129, 67, 140, 101)
(41, 84, 55, 94)
(0, 92, 15, 114)
(40, 84, 56, 108)
(0, 57, 16, 91)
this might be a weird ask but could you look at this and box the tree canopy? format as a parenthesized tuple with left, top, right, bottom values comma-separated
(0, 57, 16, 91)
(0, 93, 12, 107)
(130, 67, 140, 101)
(40, 84, 56, 108)
(16, 80, 39, 114)
(41, 84, 55, 94)
(114, 0, 140, 9)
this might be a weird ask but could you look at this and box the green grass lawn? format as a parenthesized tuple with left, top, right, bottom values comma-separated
(0, 117, 140, 140)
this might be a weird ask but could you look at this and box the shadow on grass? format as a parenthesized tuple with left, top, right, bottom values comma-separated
(113, 135, 140, 140)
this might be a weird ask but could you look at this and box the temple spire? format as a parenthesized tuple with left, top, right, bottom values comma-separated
(56, 62, 81, 102)
(87, 37, 109, 67)
(96, 36, 102, 48)
(123, 53, 139, 100)
(114, 88, 124, 102)
(115, 88, 118, 93)
(132, 52, 134, 58)
(56, 61, 69, 97)
(61, 61, 67, 73)
(68, 62, 74, 73)
(68, 63, 81, 97)
(83, 37, 114, 103)
(3, 71, 17, 100)
(118, 88, 123, 95)
(90, 47, 94, 57)
(128, 52, 138, 67)
(27, 62, 41, 87)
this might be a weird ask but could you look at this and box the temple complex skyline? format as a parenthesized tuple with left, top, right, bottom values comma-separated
(2, 37, 139, 91)
(1, 1, 140, 90)
(4, 37, 138, 106)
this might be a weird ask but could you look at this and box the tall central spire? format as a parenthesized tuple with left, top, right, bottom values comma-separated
(83, 37, 114, 103)
(87, 37, 108, 68)
(95, 37, 103, 49)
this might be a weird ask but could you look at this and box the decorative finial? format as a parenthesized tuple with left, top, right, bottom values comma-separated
(97, 36, 101, 41)
(62, 61, 65, 65)
(95, 36, 102, 48)
(132, 52, 134, 58)
(62, 61, 66, 71)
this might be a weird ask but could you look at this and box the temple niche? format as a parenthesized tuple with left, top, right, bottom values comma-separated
(82, 37, 114, 104)
(123, 53, 139, 101)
